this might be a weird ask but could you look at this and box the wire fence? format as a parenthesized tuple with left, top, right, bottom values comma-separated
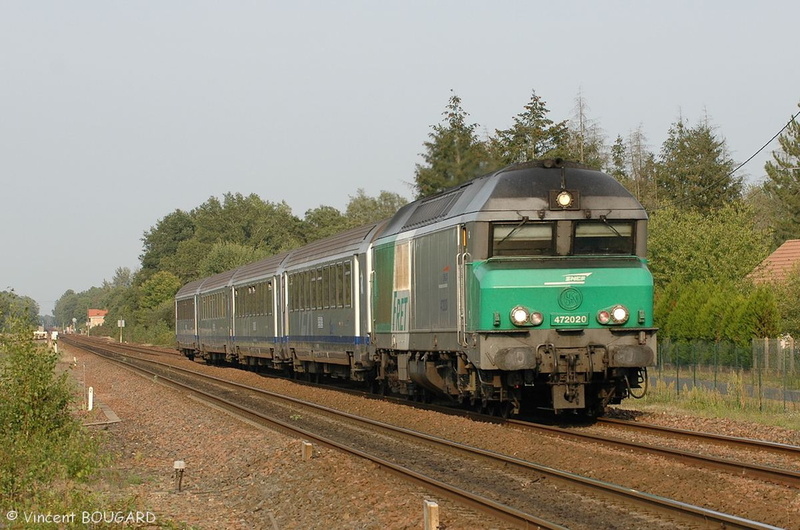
(650, 338, 800, 412)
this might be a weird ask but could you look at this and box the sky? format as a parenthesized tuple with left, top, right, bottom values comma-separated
(1, 1, 798, 317)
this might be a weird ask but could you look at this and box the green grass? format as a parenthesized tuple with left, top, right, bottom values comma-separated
(631, 376, 800, 431)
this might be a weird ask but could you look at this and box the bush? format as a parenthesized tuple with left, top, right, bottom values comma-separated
(0, 319, 104, 512)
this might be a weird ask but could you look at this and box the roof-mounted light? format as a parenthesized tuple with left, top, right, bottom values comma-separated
(549, 189, 581, 210)
(556, 191, 573, 208)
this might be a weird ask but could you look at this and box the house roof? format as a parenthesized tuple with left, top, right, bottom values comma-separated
(87, 309, 108, 318)
(749, 239, 800, 284)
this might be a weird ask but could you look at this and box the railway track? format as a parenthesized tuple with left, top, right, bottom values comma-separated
(596, 416, 800, 458)
(63, 335, 784, 529)
(507, 418, 800, 488)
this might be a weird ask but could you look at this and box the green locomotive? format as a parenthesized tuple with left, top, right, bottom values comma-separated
(372, 159, 655, 416)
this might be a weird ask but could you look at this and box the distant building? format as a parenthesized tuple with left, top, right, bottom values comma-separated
(748, 239, 800, 285)
(87, 309, 109, 329)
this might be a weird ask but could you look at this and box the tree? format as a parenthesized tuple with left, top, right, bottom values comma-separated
(145, 193, 306, 284)
(53, 290, 80, 330)
(725, 287, 780, 345)
(695, 281, 741, 342)
(138, 271, 183, 311)
(762, 105, 800, 245)
(742, 183, 777, 237)
(608, 130, 658, 212)
(140, 209, 195, 280)
(609, 135, 628, 181)
(414, 91, 489, 198)
(0, 291, 38, 330)
(108, 267, 134, 289)
(488, 90, 568, 167)
(665, 281, 714, 341)
(656, 115, 741, 213)
(303, 205, 348, 242)
(344, 189, 408, 227)
(648, 203, 771, 290)
(563, 89, 606, 168)
(658, 279, 779, 346)
(98, 281, 138, 337)
(159, 239, 213, 284)
(197, 242, 271, 277)
(614, 126, 660, 211)
(191, 193, 303, 253)
(0, 320, 100, 505)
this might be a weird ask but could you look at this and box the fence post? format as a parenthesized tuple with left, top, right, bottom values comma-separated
(784, 344, 788, 413)
(758, 339, 764, 412)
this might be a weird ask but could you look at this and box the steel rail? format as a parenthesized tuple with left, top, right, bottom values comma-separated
(598, 417, 800, 457)
(507, 419, 800, 488)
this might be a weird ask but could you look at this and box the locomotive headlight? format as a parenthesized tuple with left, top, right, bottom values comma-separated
(556, 190, 573, 208)
(611, 305, 629, 324)
(597, 305, 629, 325)
(510, 306, 531, 326)
(529, 311, 544, 326)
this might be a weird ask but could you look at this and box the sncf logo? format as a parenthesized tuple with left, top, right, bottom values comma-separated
(564, 273, 592, 283)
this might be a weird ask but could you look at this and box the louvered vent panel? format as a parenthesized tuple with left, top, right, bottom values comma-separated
(401, 190, 463, 231)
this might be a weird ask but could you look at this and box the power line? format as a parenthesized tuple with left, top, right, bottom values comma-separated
(729, 109, 800, 178)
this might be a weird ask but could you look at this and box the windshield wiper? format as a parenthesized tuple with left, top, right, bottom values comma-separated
(497, 215, 530, 246)
(600, 216, 624, 238)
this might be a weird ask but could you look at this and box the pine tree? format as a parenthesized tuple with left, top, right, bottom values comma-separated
(414, 91, 489, 198)
(763, 105, 800, 244)
(628, 126, 659, 209)
(657, 116, 741, 213)
(488, 90, 568, 166)
(609, 135, 628, 181)
(609, 128, 659, 211)
(564, 89, 606, 168)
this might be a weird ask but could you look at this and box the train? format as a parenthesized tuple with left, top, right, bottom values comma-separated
(176, 159, 656, 416)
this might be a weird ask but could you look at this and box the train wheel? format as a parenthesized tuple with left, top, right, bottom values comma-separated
(470, 397, 481, 413)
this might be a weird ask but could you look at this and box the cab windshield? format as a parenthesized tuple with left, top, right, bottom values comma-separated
(573, 221, 634, 255)
(491, 222, 554, 256)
